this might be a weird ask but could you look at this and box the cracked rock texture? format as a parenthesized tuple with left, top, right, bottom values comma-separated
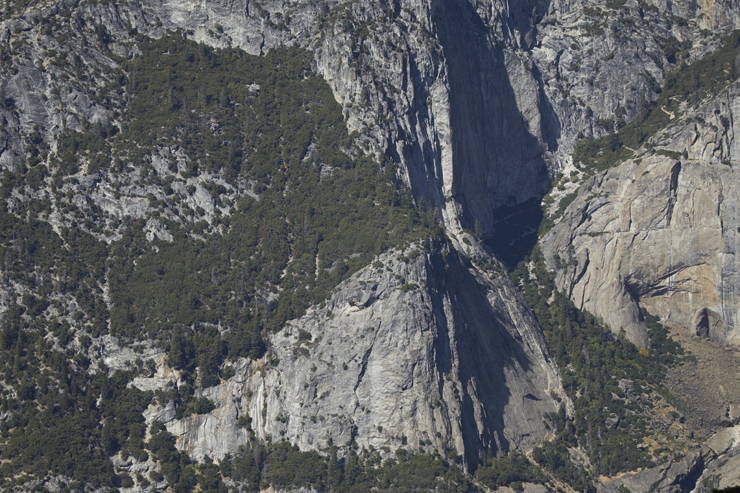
(600, 446, 711, 493)
(542, 80, 740, 346)
(4, 0, 740, 486)
(140, 242, 561, 466)
(694, 427, 740, 492)
(9, 0, 733, 236)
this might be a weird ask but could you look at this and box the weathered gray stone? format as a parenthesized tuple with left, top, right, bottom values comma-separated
(2, 0, 740, 487)
(150, 242, 561, 466)
(707, 426, 740, 455)
(542, 80, 740, 346)
(600, 447, 710, 493)
(98, 335, 164, 372)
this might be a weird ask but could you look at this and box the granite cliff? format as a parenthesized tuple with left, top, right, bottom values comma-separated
(136, 241, 561, 468)
(542, 56, 740, 347)
(1, 0, 740, 491)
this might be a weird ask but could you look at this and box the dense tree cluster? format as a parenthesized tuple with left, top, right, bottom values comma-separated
(0, 33, 433, 489)
(510, 246, 685, 490)
(225, 443, 472, 493)
(51, 34, 430, 372)
(0, 17, 700, 493)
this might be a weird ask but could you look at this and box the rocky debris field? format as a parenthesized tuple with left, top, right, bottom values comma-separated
(664, 323, 740, 438)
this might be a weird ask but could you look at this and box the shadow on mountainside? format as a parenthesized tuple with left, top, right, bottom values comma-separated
(430, 0, 556, 238)
(485, 197, 544, 268)
(426, 241, 549, 470)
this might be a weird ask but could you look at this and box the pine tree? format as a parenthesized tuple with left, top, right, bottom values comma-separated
(343, 447, 360, 488)
(327, 446, 342, 490)
(167, 327, 188, 370)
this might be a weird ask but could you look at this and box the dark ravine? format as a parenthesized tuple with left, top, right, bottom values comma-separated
(432, 0, 551, 232)
(1, 0, 740, 491)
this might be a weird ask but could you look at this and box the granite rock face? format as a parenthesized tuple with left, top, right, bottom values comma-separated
(542, 80, 740, 346)
(3, 0, 740, 487)
(0, 0, 568, 469)
(531, 0, 740, 163)
(600, 447, 711, 493)
(0, 0, 736, 237)
(694, 433, 740, 492)
(139, 242, 561, 466)
(0, 0, 554, 235)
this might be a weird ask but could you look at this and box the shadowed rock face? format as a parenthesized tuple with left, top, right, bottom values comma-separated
(0, 0, 567, 471)
(432, 0, 551, 233)
(42, 0, 556, 236)
(3, 0, 733, 237)
(600, 447, 710, 493)
(6, 0, 740, 486)
(140, 242, 561, 467)
(304, 0, 557, 235)
(542, 80, 740, 347)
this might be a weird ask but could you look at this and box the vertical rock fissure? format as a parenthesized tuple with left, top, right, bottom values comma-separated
(353, 344, 374, 393)
(569, 249, 590, 299)
(666, 161, 681, 226)
(431, 0, 550, 235)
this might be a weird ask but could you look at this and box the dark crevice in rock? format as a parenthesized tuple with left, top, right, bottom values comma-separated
(569, 249, 589, 299)
(666, 161, 681, 226)
(694, 307, 725, 342)
(485, 197, 543, 268)
(353, 345, 373, 393)
(428, 242, 546, 468)
(432, 0, 550, 234)
(529, 61, 561, 152)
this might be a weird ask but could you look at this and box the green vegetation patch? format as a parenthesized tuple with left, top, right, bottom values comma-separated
(510, 246, 686, 489)
(49, 34, 429, 374)
(225, 443, 472, 493)
(0, 32, 435, 487)
(0, 207, 162, 489)
(573, 30, 740, 172)
(475, 451, 547, 491)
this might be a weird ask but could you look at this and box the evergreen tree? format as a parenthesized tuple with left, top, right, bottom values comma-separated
(327, 446, 342, 490)
(168, 327, 191, 370)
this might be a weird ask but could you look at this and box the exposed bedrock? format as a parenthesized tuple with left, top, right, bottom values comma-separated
(542, 81, 740, 346)
(139, 242, 561, 467)
(431, 0, 551, 233)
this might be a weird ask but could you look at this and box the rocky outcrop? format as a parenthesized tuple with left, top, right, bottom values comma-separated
(0, 0, 554, 235)
(3, 0, 740, 487)
(0, 0, 568, 472)
(600, 447, 710, 493)
(695, 432, 740, 492)
(0, 0, 736, 239)
(139, 242, 561, 467)
(542, 80, 740, 346)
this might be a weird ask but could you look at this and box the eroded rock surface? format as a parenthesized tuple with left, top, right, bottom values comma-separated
(4, 0, 731, 238)
(2, 0, 740, 489)
(600, 447, 710, 493)
(141, 242, 561, 467)
(542, 80, 740, 346)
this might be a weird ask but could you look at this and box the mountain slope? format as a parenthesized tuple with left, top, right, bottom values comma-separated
(0, 0, 740, 492)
